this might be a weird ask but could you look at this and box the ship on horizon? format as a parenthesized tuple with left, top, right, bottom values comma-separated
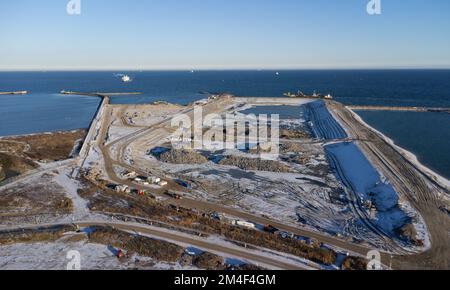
(283, 90, 333, 100)
(121, 75, 132, 83)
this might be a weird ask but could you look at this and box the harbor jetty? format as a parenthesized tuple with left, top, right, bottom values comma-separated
(0, 91, 28, 95)
(60, 90, 142, 97)
(62, 91, 142, 178)
(347, 105, 450, 114)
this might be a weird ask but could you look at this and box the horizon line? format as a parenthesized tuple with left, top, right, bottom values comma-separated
(1, 67, 450, 72)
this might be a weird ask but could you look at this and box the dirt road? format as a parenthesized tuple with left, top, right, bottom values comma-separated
(94, 98, 392, 263)
(0, 221, 309, 270)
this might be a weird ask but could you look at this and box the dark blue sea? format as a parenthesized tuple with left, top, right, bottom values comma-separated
(0, 70, 449, 178)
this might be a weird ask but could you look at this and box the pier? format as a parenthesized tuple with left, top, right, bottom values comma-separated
(347, 105, 450, 114)
(60, 90, 142, 97)
(0, 91, 28, 95)
(63, 91, 142, 178)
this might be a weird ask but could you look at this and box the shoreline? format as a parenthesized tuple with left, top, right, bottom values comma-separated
(2, 96, 448, 268)
(0, 102, 448, 188)
(0, 129, 87, 140)
(326, 100, 450, 267)
(348, 108, 450, 191)
(323, 102, 431, 253)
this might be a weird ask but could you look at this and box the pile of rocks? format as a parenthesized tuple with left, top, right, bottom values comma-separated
(280, 128, 309, 139)
(219, 155, 291, 173)
(159, 149, 208, 165)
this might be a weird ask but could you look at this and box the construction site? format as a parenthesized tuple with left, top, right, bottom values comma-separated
(1, 92, 449, 270)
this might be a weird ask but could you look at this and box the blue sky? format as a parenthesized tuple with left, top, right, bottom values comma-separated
(0, 0, 449, 70)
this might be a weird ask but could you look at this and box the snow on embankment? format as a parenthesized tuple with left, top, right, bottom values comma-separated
(302, 101, 430, 251)
(303, 100, 347, 140)
(325, 142, 430, 250)
(325, 142, 410, 233)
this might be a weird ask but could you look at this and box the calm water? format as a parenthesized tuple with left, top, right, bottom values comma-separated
(0, 70, 449, 178)
(355, 111, 450, 179)
(240, 106, 304, 119)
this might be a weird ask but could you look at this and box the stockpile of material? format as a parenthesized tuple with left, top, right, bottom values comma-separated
(159, 148, 208, 165)
(219, 155, 291, 173)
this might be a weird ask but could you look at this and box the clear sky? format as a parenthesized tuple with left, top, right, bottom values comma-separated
(1, 0, 449, 70)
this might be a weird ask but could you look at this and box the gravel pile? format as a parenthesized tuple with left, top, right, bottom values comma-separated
(219, 155, 291, 172)
(159, 149, 208, 164)
(280, 128, 309, 139)
(280, 142, 304, 153)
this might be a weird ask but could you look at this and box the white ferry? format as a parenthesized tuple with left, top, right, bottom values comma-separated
(121, 75, 132, 82)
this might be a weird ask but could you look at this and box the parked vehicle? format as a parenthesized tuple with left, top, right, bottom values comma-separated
(263, 224, 279, 234)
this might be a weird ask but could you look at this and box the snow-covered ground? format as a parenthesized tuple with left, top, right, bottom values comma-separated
(88, 99, 432, 253)
(141, 147, 353, 239)
(325, 142, 410, 233)
(0, 241, 198, 270)
(53, 167, 90, 219)
(120, 224, 315, 270)
(122, 104, 185, 127)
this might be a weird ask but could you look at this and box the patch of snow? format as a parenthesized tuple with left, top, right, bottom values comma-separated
(53, 167, 90, 219)
(325, 141, 430, 251)
(0, 241, 198, 270)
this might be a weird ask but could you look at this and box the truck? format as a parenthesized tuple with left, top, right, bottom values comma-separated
(234, 220, 256, 229)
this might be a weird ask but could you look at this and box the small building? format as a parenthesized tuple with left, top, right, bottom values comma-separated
(148, 176, 161, 184)
(134, 177, 148, 184)
(158, 180, 168, 186)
